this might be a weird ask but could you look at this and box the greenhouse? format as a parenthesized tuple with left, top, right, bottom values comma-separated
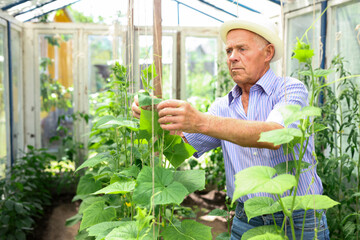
(0, 0, 359, 239)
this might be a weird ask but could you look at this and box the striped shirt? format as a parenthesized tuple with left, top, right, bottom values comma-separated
(184, 69, 323, 203)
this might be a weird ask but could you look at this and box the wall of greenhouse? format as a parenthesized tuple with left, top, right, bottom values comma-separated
(0, 0, 359, 179)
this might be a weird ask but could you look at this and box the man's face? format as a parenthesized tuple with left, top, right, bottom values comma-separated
(226, 29, 272, 88)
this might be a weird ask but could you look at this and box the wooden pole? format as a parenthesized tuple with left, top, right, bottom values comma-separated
(153, 0, 162, 98)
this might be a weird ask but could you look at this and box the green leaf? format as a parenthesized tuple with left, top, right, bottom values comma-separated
(274, 161, 311, 175)
(292, 49, 314, 63)
(94, 115, 116, 128)
(312, 123, 328, 133)
(299, 69, 334, 78)
(163, 134, 197, 168)
(78, 196, 106, 214)
(208, 209, 229, 218)
(92, 180, 135, 195)
(258, 128, 302, 146)
(173, 169, 205, 193)
(79, 200, 116, 231)
(138, 91, 163, 107)
(97, 118, 139, 131)
(215, 232, 231, 240)
(162, 219, 212, 240)
(105, 221, 155, 240)
(87, 221, 123, 238)
(281, 195, 339, 211)
(120, 165, 140, 178)
(133, 166, 189, 206)
(76, 174, 103, 195)
(65, 213, 82, 227)
(141, 64, 157, 91)
(244, 197, 281, 221)
(242, 225, 285, 240)
(232, 166, 296, 204)
(278, 105, 321, 127)
(76, 153, 111, 173)
(139, 109, 163, 139)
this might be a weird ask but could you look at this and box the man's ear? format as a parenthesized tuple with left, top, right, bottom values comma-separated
(265, 44, 275, 62)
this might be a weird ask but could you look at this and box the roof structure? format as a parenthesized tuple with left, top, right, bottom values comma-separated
(0, 0, 281, 23)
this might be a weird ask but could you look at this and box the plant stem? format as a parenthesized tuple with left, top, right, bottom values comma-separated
(338, 102, 344, 238)
(301, 209, 307, 240)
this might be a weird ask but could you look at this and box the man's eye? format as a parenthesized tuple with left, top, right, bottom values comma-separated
(226, 49, 232, 54)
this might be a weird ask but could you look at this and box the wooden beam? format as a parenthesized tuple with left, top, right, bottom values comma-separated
(176, 31, 181, 99)
(153, 0, 162, 98)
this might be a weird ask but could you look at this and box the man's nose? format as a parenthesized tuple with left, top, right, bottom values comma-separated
(228, 51, 239, 62)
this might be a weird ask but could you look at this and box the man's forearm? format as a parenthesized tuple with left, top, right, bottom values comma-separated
(200, 114, 282, 149)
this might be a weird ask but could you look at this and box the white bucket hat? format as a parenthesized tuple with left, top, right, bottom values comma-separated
(219, 12, 283, 62)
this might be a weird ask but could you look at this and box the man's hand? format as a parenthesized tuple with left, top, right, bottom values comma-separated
(131, 95, 142, 119)
(131, 94, 155, 119)
(157, 100, 208, 134)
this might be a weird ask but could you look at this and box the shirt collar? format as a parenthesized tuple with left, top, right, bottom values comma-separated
(254, 68, 277, 96)
(227, 68, 277, 105)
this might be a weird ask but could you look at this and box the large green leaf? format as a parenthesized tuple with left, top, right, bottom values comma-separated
(76, 174, 102, 195)
(232, 166, 296, 204)
(133, 166, 189, 206)
(139, 109, 163, 139)
(173, 169, 205, 193)
(78, 196, 105, 214)
(244, 197, 281, 221)
(242, 225, 285, 240)
(281, 195, 339, 211)
(138, 91, 163, 107)
(278, 105, 321, 127)
(163, 134, 197, 168)
(79, 200, 116, 231)
(105, 221, 155, 240)
(92, 180, 135, 195)
(75, 153, 111, 173)
(162, 219, 212, 240)
(87, 221, 123, 240)
(258, 128, 302, 146)
(274, 161, 311, 175)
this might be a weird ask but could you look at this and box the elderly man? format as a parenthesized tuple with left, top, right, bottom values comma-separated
(132, 12, 329, 240)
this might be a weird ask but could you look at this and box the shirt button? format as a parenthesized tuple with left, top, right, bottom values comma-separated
(253, 152, 257, 156)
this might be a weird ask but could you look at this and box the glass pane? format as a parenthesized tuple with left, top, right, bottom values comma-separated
(88, 35, 114, 115)
(39, 34, 74, 150)
(138, 35, 173, 100)
(185, 37, 217, 111)
(335, 2, 360, 76)
(0, 25, 7, 178)
(286, 11, 320, 75)
(11, 29, 21, 159)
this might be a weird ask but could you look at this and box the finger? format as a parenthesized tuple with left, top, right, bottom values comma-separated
(157, 99, 184, 111)
(158, 115, 183, 125)
(160, 123, 183, 132)
(158, 106, 184, 118)
(133, 111, 141, 119)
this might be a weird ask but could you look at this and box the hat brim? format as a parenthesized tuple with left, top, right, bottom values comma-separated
(220, 18, 283, 62)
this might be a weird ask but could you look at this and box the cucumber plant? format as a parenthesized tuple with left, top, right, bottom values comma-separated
(68, 63, 212, 239)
